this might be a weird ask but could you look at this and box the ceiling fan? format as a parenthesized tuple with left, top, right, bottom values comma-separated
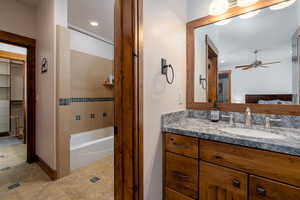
(235, 50, 281, 70)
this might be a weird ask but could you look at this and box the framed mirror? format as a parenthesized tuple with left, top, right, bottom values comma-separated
(187, 0, 300, 115)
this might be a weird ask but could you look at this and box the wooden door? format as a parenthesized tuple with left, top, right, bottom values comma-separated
(249, 175, 300, 200)
(199, 161, 248, 200)
(206, 35, 218, 103)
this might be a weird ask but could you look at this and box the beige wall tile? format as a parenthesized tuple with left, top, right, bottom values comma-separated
(70, 50, 114, 98)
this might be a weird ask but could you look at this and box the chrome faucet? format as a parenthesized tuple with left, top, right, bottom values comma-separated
(245, 107, 252, 128)
(265, 117, 281, 129)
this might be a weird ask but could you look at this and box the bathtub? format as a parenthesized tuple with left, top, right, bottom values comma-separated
(70, 127, 114, 170)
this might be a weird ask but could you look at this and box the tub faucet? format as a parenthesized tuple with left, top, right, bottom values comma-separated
(245, 107, 252, 129)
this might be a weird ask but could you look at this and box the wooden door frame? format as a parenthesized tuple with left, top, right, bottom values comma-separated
(0, 30, 36, 163)
(115, 0, 143, 199)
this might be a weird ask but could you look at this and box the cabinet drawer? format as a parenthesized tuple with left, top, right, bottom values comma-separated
(250, 176, 300, 200)
(165, 133, 199, 158)
(165, 152, 198, 199)
(199, 140, 300, 187)
(200, 161, 248, 200)
(165, 188, 194, 200)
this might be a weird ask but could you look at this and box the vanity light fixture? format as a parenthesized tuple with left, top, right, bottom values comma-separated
(239, 10, 261, 19)
(209, 0, 229, 16)
(90, 21, 99, 27)
(214, 18, 232, 25)
(269, 0, 296, 10)
(237, 0, 258, 7)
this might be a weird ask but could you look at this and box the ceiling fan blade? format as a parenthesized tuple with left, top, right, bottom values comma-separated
(261, 61, 281, 65)
(241, 66, 253, 70)
(235, 65, 252, 69)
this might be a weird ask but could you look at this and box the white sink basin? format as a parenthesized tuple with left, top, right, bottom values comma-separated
(219, 128, 285, 139)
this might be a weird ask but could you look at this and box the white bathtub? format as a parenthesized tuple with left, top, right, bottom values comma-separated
(70, 127, 114, 170)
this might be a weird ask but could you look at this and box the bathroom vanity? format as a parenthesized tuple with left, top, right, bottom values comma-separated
(167, 0, 300, 199)
(162, 111, 300, 200)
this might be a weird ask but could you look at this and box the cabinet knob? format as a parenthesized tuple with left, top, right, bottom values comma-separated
(232, 179, 240, 188)
(256, 187, 266, 196)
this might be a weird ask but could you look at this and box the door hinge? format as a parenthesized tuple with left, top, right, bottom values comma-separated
(133, 52, 138, 57)
(133, 184, 139, 192)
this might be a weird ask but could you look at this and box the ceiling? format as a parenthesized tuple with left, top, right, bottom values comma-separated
(17, 0, 39, 7)
(195, 3, 299, 68)
(68, 0, 114, 43)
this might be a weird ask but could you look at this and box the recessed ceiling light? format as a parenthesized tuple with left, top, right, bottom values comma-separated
(214, 18, 232, 25)
(237, 0, 258, 7)
(90, 21, 99, 27)
(239, 10, 261, 19)
(269, 0, 296, 10)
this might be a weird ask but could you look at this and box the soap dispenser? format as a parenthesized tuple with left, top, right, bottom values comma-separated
(210, 102, 220, 122)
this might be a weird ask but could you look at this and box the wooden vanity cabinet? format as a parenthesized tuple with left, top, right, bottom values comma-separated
(163, 133, 300, 200)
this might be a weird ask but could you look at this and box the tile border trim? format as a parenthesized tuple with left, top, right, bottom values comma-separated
(59, 97, 114, 106)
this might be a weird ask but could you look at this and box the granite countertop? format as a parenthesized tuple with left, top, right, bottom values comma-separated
(163, 117, 300, 157)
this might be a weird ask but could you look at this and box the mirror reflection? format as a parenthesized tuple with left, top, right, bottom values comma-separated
(194, 3, 300, 105)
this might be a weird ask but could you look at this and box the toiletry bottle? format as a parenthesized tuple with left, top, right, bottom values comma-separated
(210, 103, 220, 122)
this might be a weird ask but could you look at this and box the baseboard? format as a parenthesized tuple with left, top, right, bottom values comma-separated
(0, 132, 9, 137)
(36, 156, 57, 180)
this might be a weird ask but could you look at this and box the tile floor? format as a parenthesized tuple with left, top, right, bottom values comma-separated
(0, 143, 27, 169)
(0, 136, 23, 147)
(0, 154, 114, 200)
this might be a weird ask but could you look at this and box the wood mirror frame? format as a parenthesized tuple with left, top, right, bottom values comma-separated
(186, 0, 300, 116)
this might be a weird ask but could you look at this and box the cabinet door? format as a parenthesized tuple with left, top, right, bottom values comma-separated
(166, 152, 198, 199)
(199, 161, 248, 200)
(250, 175, 300, 200)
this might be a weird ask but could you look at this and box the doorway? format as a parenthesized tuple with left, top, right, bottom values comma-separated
(0, 43, 27, 170)
(206, 35, 218, 103)
(0, 31, 36, 166)
(218, 70, 231, 103)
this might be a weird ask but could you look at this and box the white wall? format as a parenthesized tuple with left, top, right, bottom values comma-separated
(187, 0, 211, 21)
(143, 0, 187, 199)
(36, 0, 57, 169)
(220, 47, 293, 103)
(70, 30, 114, 60)
(0, 0, 36, 39)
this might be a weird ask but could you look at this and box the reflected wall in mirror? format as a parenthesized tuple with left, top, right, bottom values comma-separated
(194, 2, 300, 105)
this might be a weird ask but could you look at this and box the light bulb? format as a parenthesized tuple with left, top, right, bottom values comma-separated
(209, 0, 229, 16)
(269, 0, 296, 10)
(214, 18, 232, 25)
(239, 10, 261, 19)
(237, 0, 259, 7)
(90, 21, 99, 27)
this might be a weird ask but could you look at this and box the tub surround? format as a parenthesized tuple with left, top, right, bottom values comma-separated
(162, 110, 300, 156)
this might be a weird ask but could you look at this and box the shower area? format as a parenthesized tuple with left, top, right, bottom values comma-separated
(68, 35, 114, 170)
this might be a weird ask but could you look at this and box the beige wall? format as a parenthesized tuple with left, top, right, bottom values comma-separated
(36, 0, 56, 170)
(0, 0, 36, 39)
(70, 50, 114, 134)
(143, 0, 187, 199)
